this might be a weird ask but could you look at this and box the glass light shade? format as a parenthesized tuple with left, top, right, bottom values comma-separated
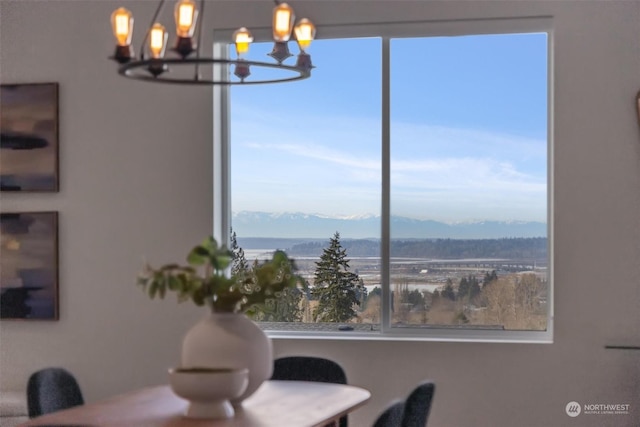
(273, 2, 294, 42)
(233, 27, 254, 57)
(149, 23, 168, 58)
(6, 239, 20, 251)
(111, 7, 134, 46)
(174, 0, 198, 38)
(294, 18, 315, 51)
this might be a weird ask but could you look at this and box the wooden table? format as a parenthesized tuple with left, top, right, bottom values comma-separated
(19, 380, 371, 427)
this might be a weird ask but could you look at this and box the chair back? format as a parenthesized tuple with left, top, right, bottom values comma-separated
(400, 381, 435, 427)
(372, 399, 405, 427)
(272, 356, 347, 384)
(27, 367, 84, 418)
(271, 356, 348, 426)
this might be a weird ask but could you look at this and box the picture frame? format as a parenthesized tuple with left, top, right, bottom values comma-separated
(636, 90, 640, 126)
(0, 211, 59, 320)
(0, 83, 59, 192)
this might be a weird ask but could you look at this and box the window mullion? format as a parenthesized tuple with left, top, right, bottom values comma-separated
(380, 37, 391, 334)
(214, 42, 231, 247)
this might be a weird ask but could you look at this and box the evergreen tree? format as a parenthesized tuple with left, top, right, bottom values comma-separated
(231, 230, 303, 322)
(312, 232, 363, 322)
(483, 270, 498, 286)
(407, 289, 425, 309)
(368, 286, 382, 299)
(469, 276, 481, 301)
(230, 230, 248, 276)
(252, 286, 304, 322)
(480, 271, 499, 306)
(442, 279, 456, 301)
(458, 275, 481, 302)
(355, 278, 368, 309)
(457, 277, 470, 300)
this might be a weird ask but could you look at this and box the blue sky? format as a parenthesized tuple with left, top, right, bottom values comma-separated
(230, 33, 548, 223)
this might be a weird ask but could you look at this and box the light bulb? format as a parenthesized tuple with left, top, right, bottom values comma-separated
(294, 18, 315, 51)
(111, 7, 134, 46)
(149, 23, 168, 58)
(233, 27, 254, 58)
(174, 0, 198, 38)
(273, 2, 294, 42)
(6, 239, 20, 251)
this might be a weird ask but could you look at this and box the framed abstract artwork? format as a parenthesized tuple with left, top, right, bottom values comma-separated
(0, 83, 59, 192)
(0, 212, 59, 320)
(636, 90, 640, 125)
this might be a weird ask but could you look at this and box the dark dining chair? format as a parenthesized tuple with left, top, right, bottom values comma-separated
(400, 381, 435, 427)
(271, 356, 348, 427)
(372, 399, 405, 427)
(27, 367, 85, 418)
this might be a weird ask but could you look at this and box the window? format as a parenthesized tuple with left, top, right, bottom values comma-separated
(217, 18, 553, 342)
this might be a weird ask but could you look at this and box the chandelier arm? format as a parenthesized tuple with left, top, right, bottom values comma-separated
(118, 58, 310, 85)
(140, 0, 167, 60)
(194, 0, 206, 80)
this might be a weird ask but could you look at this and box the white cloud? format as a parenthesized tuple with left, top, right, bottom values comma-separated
(231, 104, 547, 221)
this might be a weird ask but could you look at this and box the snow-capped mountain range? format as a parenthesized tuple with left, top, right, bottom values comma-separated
(231, 211, 546, 239)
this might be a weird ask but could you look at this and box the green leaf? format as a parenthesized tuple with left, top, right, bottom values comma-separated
(168, 276, 180, 291)
(136, 275, 148, 287)
(148, 281, 158, 299)
(187, 247, 208, 265)
(192, 289, 206, 306)
(212, 254, 232, 271)
(200, 236, 217, 252)
(271, 250, 289, 265)
(138, 235, 304, 315)
(158, 283, 167, 299)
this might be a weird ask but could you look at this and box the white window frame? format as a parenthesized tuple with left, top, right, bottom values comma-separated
(213, 16, 555, 343)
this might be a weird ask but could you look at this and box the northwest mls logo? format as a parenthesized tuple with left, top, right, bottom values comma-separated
(565, 401, 581, 417)
(565, 401, 631, 417)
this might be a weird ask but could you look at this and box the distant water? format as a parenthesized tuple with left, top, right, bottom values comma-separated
(365, 284, 443, 293)
(242, 249, 277, 261)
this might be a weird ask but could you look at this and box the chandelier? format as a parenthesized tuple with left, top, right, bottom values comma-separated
(109, 0, 316, 85)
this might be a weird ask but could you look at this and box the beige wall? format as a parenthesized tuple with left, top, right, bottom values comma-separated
(0, 0, 215, 405)
(1, 1, 639, 426)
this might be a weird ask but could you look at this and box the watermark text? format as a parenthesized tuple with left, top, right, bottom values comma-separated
(566, 401, 630, 417)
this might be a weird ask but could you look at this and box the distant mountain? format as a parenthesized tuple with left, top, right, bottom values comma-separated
(231, 211, 546, 240)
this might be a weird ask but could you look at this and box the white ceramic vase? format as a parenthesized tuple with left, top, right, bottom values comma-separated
(181, 312, 273, 404)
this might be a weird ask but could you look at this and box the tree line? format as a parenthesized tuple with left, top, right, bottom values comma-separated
(232, 231, 364, 323)
(385, 269, 547, 329)
(232, 231, 547, 329)
(288, 237, 547, 260)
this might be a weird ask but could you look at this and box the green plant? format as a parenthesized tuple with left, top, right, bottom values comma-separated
(137, 236, 305, 313)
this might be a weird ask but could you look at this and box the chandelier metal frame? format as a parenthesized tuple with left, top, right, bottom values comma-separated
(117, 57, 310, 85)
(110, 0, 314, 85)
